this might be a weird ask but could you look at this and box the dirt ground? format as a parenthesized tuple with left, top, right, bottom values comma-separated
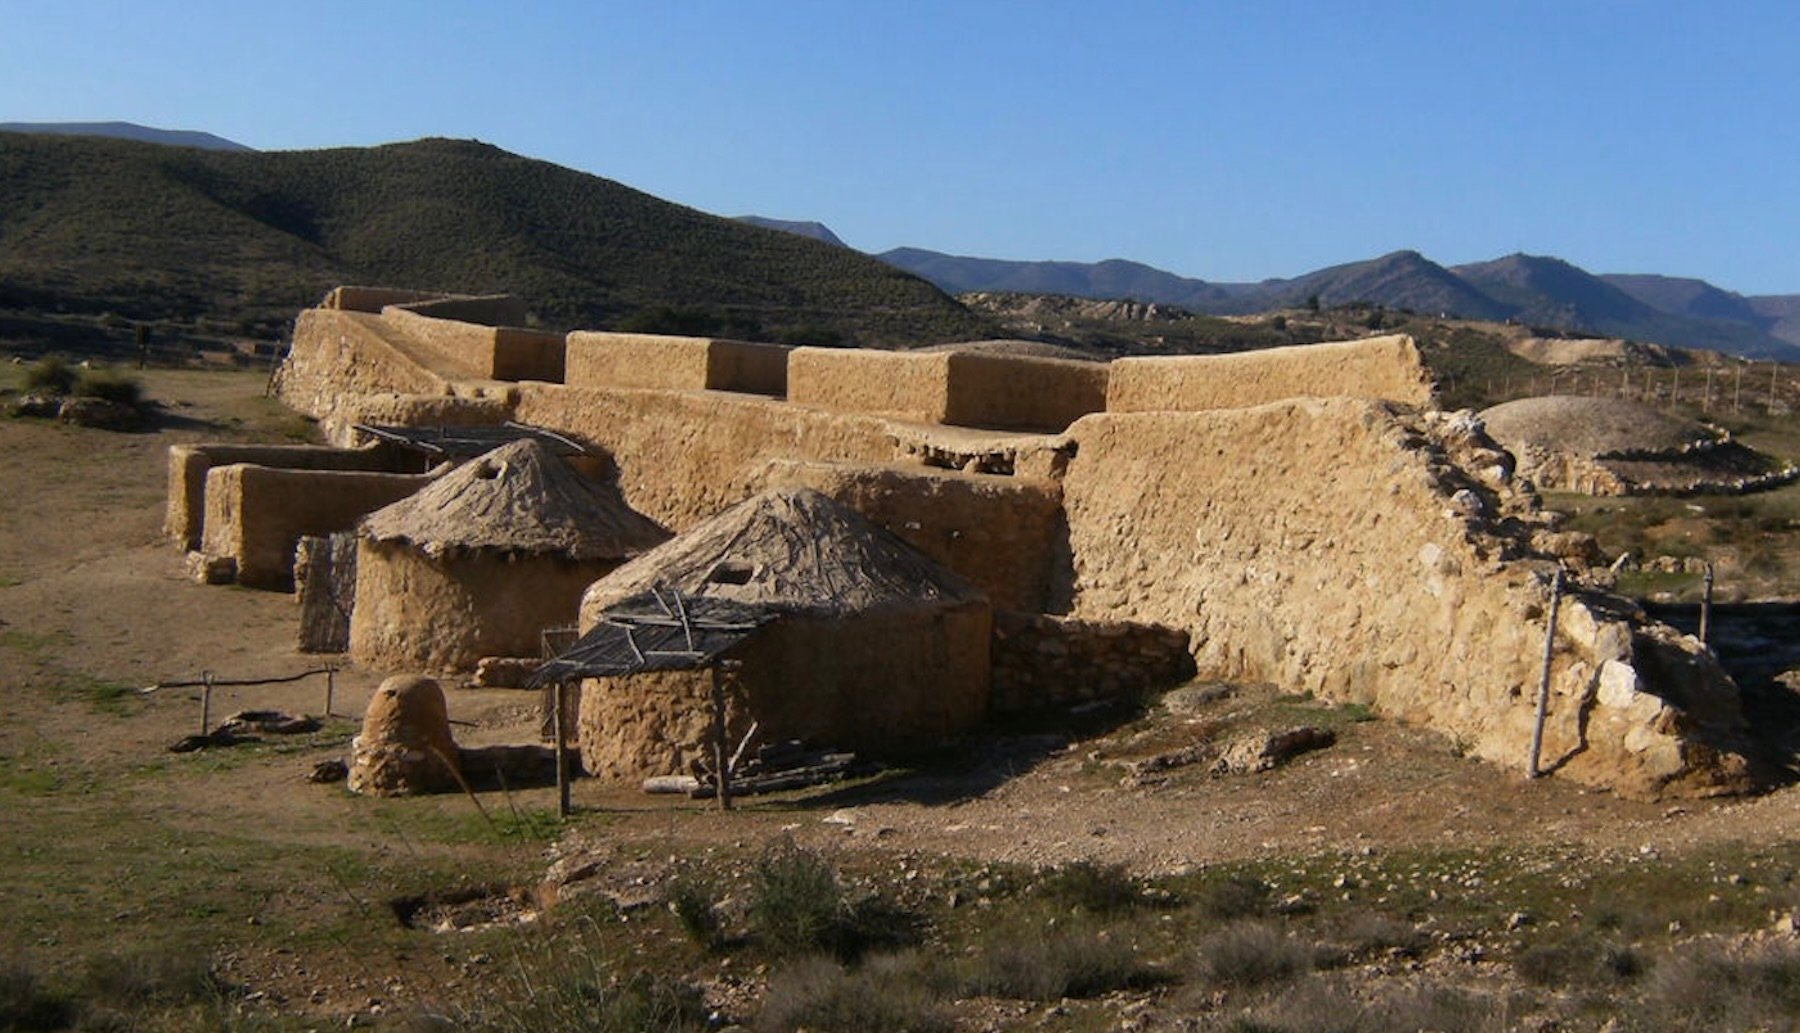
(2, 366, 1797, 1025)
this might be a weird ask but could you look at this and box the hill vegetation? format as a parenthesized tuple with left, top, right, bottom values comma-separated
(0, 133, 993, 349)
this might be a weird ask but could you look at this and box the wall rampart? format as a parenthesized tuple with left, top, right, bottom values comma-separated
(323, 286, 447, 313)
(1106, 334, 1436, 413)
(378, 307, 562, 383)
(788, 349, 953, 424)
(201, 464, 438, 590)
(1059, 400, 1755, 798)
(392, 294, 529, 327)
(274, 310, 457, 440)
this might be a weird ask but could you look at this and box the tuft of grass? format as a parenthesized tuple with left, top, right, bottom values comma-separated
(1034, 860, 1147, 914)
(57, 674, 138, 717)
(748, 841, 917, 961)
(21, 356, 75, 395)
(0, 956, 74, 1031)
(1196, 874, 1273, 921)
(445, 944, 704, 1033)
(73, 367, 144, 407)
(755, 954, 950, 1033)
(80, 947, 224, 1010)
(1194, 922, 1312, 989)
(666, 872, 724, 953)
(956, 924, 1157, 1000)
(1646, 940, 1800, 1030)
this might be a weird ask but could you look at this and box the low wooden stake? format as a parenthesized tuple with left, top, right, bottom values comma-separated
(323, 664, 336, 717)
(1528, 569, 1564, 779)
(553, 680, 571, 818)
(200, 671, 213, 736)
(1700, 563, 1715, 646)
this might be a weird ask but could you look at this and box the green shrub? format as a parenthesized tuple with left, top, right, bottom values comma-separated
(21, 357, 75, 395)
(452, 947, 703, 1033)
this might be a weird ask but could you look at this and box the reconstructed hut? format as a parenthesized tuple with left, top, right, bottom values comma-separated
(348, 439, 668, 672)
(548, 488, 991, 780)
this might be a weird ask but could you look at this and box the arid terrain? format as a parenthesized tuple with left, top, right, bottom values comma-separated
(2, 365, 1798, 1031)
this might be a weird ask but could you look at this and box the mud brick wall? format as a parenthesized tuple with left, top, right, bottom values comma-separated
(1106, 334, 1435, 413)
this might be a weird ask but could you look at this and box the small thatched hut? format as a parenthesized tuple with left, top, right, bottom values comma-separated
(553, 487, 991, 780)
(348, 439, 668, 672)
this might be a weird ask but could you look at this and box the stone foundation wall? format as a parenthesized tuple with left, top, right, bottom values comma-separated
(990, 611, 1195, 714)
(1058, 400, 1754, 798)
(1106, 335, 1436, 413)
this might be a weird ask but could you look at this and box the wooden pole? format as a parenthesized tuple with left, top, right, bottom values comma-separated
(711, 663, 737, 811)
(553, 681, 571, 818)
(200, 671, 213, 736)
(1735, 363, 1744, 412)
(1672, 367, 1680, 408)
(1704, 368, 1714, 412)
(1528, 569, 1564, 779)
(1770, 362, 1780, 411)
(323, 664, 335, 717)
(1699, 563, 1715, 646)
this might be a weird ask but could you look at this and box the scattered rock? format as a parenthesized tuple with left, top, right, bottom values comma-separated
(1214, 726, 1337, 775)
(185, 551, 236, 585)
(470, 656, 542, 689)
(309, 759, 349, 783)
(57, 396, 141, 430)
(10, 393, 61, 419)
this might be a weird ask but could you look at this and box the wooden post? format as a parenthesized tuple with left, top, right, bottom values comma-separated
(1528, 569, 1564, 779)
(711, 663, 737, 811)
(1671, 367, 1680, 408)
(1735, 363, 1744, 412)
(323, 664, 335, 717)
(1699, 563, 1715, 646)
(1704, 368, 1714, 412)
(200, 671, 213, 736)
(553, 680, 571, 818)
(1770, 362, 1780, 412)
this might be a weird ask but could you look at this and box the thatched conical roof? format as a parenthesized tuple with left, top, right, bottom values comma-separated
(582, 487, 983, 618)
(360, 439, 668, 560)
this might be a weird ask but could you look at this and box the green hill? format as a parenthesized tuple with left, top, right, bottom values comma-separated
(0, 134, 992, 347)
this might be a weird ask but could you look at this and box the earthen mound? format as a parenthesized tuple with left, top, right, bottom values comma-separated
(1479, 395, 1792, 495)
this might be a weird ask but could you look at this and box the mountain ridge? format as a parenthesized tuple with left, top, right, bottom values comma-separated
(0, 120, 253, 151)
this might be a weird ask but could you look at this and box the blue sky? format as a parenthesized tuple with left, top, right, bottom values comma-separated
(4, 1, 1796, 293)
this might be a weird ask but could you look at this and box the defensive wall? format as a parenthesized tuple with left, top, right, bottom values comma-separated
(1106, 335, 1436, 413)
(565, 332, 789, 395)
(257, 290, 1764, 796)
(1058, 401, 1754, 797)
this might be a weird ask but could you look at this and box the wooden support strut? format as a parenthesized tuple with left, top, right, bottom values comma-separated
(1527, 568, 1564, 779)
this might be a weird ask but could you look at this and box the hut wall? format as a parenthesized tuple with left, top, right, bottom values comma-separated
(349, 542, 615, 672)
(577, 602, 992, 780)
(201, 465, 436, 590)
(1059, 399, 1752, 798)
(166, 442, 407, 550)
(747, 459, 1063, 612)
(564, 333, 790, 395)
(1105, 334, 1436, 413)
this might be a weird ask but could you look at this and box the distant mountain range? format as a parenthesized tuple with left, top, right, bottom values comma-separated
(734, 216, 847, 248)
(0, 120, 253, 152)
(874, 245, 1800, 360)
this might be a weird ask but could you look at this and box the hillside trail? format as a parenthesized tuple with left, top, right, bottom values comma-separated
(1, 368, 1795, 886)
